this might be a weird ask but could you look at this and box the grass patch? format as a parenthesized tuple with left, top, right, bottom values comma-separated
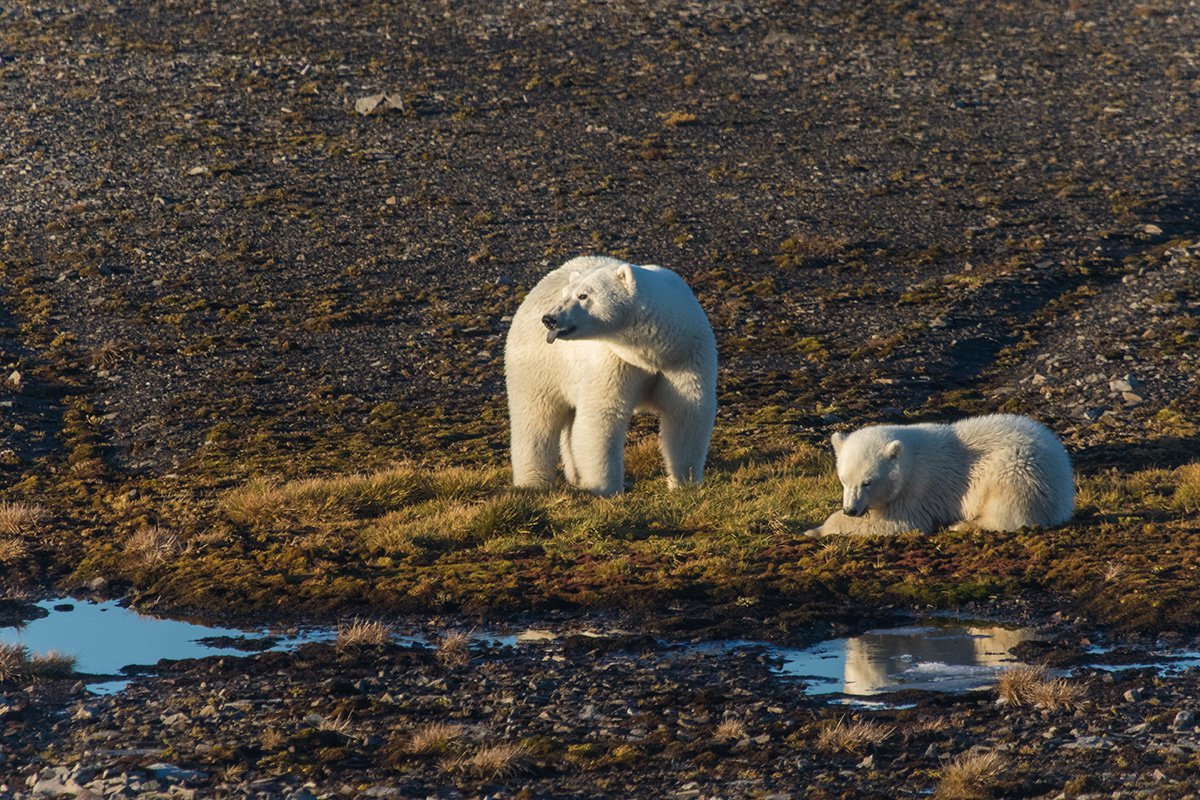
(63, 452, 1200, 635)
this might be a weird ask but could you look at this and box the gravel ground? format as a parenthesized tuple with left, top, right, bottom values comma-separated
(3, 621, 1200, 799)
(1, 0, 1197, 477)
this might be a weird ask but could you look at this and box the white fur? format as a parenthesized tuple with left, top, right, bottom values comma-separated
(505, 255, 718, 496)
(806, 414, 1074, 536)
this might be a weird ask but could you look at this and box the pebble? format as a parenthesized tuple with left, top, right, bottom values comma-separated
(1173, 709, 1196, 730)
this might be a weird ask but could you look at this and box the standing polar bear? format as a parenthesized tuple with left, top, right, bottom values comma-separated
(806, 414, 1074, 536)
(505, 255, 717, 496)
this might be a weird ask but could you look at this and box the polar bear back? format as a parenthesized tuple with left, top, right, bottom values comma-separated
(953, 414, 1074, 529)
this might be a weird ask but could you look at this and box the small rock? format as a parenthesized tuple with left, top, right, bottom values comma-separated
(1123, 688, 1144, 702)
(1121, 392, 1144, 405)
(1109, 375, 1141, 393)
(858, 754, 874, 769)
(186, 166, 209, 176)
(1173, 710, 1196, 730)
(1141, 223, 1163, 235)
(355, 93, 404, 115)
(923, 743, 939, 759)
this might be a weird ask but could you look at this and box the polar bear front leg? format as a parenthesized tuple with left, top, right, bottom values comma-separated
(805, 510, 927, 537)
(569, 405, 630, 496)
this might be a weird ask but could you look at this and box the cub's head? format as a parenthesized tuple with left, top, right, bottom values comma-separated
(541, 260, 638, 344)
(831, 428, 907, 517)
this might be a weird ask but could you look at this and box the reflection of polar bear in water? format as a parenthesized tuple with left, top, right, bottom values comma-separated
(841, 626, 1035, 695)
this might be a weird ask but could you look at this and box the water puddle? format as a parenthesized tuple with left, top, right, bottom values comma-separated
(7, 600, 1199, 701)
(0, 599, 330, 695)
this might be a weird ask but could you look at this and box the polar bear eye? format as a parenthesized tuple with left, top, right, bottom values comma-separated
(861, 479, 872, 487)
(577, 293, 588, 301)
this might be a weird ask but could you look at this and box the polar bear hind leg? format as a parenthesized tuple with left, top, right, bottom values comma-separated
(651, 375, 714, 488)
(510, 395, 568, 489)
(965, 447, 1051, 531)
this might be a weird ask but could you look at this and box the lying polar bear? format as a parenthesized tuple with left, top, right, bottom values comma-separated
(807, 414, 1074, 536)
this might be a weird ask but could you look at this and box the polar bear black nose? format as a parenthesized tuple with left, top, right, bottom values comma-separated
(843, 506, 862, 517)
(542, 314, 557, 329)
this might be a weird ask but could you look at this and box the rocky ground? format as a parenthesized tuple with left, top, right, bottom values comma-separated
(2, 0, 1200, 797)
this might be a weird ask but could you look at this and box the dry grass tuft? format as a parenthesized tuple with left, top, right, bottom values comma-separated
(90, 339, 126, 370)
(316, 714, 354, 735)
(336, 618, 391, 650)
(0, 645, 76, 682)
(1025, 677, 1087, 712)
(996, 664, 1048, 706)
(935, 751, 1006, 800)
(437, 630, 472, 668)
(408, 722, 465, 755)
(774, 233, 850, 268)
(816, 717, 895, 754)
(260, 728, 287, 750)
(714, 717, 748, 741)
(908, 715, 951, 735)
(0, 502, 46, 535)
(124, 526, 181, 565)
(0, 537, 30, 564)
(453, 743, 529, 779)
(28, 651, 77, 679)
(0, 643, 28, 682)
(997, 665, 1085, 711)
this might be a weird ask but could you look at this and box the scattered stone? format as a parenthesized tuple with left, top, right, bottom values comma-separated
(354, 93, 404, 115)
(1173, 709, 1196, 730)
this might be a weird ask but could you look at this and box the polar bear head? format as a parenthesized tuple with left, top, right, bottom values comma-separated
(831, 427, 908, 517)
(541, 260, 638, 344)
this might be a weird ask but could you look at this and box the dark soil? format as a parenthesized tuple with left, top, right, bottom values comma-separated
(2, 0, 1200, 797)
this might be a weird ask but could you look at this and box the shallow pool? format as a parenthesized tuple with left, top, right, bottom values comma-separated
(0, 599, 330, 694)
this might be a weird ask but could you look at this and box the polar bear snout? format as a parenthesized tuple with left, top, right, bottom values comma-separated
(541, 314, 557, 329)
(843, 505, 866, 517)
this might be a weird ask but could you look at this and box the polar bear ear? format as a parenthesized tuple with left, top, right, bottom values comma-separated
(831, 431, 848, 454)
(569, 270, 581, 282)
(616, 263, 636, 293)
(884, 440, 902, 460)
